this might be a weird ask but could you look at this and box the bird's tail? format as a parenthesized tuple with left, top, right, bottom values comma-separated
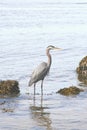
(28, 79, 33, 87)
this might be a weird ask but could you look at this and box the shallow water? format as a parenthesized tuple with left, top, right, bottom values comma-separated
(0, 0, 87, 129)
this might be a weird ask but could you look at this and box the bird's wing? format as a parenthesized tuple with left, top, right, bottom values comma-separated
(29, 62, 48, 85)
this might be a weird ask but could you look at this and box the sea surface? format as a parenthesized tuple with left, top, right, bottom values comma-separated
(0, 0, 87, 130)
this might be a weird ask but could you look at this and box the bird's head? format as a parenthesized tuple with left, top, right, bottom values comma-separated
(47, 45, 62, 51)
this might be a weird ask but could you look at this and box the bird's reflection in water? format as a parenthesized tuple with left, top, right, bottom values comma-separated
(30, 94, 52, 130)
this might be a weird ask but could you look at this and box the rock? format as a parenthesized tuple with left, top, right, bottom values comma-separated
(57, 86, 84, 96)
(76, 56, 87, 74)
(76, 56, 87, 85)
(0, 80, 20, 95)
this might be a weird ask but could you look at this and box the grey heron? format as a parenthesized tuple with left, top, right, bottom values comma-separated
(29, 45, 61, 95)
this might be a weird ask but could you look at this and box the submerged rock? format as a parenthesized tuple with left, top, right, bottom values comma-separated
(76, 56, 87, 84)
(0, 80, 20, 95)
(2, 108, 14, 113)
(57, 86, 84, 96)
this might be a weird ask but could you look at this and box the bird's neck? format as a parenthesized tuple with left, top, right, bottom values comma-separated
(46, 49, 52, 67)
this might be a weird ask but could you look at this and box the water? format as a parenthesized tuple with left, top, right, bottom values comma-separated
(0, 0, 87, 129)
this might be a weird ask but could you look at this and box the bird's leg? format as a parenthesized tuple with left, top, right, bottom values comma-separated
(41, 92, 43, 108)
(41, 80, 43, 95)
(34, 83, 36, 95)
(33, 83, 36, 103)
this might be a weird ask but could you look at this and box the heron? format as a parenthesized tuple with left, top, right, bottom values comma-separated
(29, 45, 61, 95)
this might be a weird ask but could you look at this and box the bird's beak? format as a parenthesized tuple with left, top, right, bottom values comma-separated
(54, 47, 62, 50)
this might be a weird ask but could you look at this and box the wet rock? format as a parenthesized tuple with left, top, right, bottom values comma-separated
(57, 86, 84, 96)
(0, 80, 20, 95)
(76, 56, 87, 84)
(76, 56, 87, 74)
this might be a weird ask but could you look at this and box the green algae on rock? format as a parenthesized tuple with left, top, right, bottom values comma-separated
(57, 86, 84, 96)
(0, 80, 20, 95)
(76, 56, 87, 85)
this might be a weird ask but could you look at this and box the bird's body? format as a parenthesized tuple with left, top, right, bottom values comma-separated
(29, 45, 61, 95)
(29, 62, 49, 86)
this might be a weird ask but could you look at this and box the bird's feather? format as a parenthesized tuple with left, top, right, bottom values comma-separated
(29, 62, 49, 86)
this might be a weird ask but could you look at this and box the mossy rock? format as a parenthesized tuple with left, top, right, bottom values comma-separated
(0, 80, 20, 96)
(57, 86, 84, 96)
(76, 56, 87, 85)
(76, 56, 87, 73)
